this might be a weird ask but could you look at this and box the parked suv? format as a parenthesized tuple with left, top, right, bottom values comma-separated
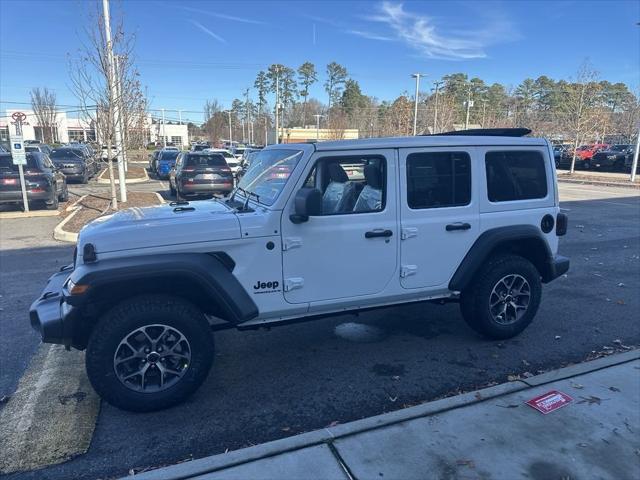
(30, 129, 569, 412)
(50, 147, 95, 183)
(0, 152, 68, 209)
(591, 144, 631, 171)
(169, 152, 234, 198)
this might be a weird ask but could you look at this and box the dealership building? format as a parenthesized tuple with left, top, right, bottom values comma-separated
(1, 109, 189, 147)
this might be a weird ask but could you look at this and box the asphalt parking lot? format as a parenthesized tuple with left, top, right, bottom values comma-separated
(1, 180, 639, 480)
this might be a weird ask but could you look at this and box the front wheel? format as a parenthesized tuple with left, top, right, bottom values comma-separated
(45, 189, 59, 210)
(86, 295, 214, 412)
(460, 254, 542, 340)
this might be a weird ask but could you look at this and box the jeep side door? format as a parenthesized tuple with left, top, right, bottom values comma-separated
(280, 149, 398, 305)
(399, 147, 480, 289)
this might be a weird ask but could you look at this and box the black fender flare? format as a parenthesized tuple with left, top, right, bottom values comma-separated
(68, 252, 258, 324)
(448, 225, 554, 292)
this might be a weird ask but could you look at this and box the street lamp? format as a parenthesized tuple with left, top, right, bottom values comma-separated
(411, 73, 427, 135)
(225, 110, 233, 147)
(313, 114, 324, 141)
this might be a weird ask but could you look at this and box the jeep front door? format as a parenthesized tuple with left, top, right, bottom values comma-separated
(281, 150, 398, 305)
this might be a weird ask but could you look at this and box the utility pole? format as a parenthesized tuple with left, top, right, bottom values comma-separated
(161, 108, 166, 147)
(226, 110, 233, 147)
(432, 80, 443, 134)
(113, 54, 128, 175)
(631, 129, 639, 183)
(275, 66, 280, 144)
(102, 0, 120, 208)
(464, 86, 473, 130)
(481, 99, 488, 128)
(178, 109, 182, 124)
(411, 73, 426, 135)
(313, 114, 324, 141)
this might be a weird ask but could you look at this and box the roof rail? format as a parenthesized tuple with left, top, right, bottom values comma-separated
(428, 128, 532, 137)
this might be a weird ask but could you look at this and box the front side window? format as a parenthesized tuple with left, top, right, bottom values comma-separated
(485, 150, 547, 202)
(406, 151, 471, 209)
(310, 155, 386, 215)
(237, 149, 304, 206)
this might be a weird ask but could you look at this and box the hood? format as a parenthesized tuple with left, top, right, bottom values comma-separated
(78, 199, 241, 256)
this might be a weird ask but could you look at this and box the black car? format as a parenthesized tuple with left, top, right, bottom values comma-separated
(591, 144, 632, 171)
(0, 152, 68, 210)
(169, 152, 233, 199)
(49, 147, 95, 183)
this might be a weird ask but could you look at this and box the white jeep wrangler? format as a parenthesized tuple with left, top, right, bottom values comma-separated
(30, 128, 569, 412)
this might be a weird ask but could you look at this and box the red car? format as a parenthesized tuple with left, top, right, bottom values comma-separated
(574, 144, 610, 160)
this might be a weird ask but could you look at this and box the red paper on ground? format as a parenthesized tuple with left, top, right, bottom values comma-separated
(526, 390, 573, 414)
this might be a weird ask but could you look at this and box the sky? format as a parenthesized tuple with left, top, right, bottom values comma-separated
(0, 0, 638, 124)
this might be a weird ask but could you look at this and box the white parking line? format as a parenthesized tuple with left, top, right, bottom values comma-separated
(0, 344, 100, 474)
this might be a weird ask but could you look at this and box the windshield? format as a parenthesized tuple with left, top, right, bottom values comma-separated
(159, 151, 179, 161)
(50, 149, 83, 159)
(236, 149, 303, 206)
(185, 154, 226, 168)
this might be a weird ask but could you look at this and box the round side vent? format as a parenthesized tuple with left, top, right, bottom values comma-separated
(541, 214, 555, 234)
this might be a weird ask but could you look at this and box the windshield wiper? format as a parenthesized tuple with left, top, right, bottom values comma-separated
(227, 186, 260, 211)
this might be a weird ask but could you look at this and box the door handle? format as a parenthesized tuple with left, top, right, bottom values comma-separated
(446, 222, 471, 231)
(365, 229, 393, 238)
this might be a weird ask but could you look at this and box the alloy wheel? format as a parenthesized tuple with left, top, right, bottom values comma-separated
(489, 274, 531, 325)
(113, 324, 191, 393)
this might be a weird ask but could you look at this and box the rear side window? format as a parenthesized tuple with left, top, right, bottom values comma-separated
(185, 154, 226, 168)
(406, 152, 471, 209)
(485, 151, 547, 202)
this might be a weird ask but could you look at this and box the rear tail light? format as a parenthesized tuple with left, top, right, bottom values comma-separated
(556, 212, 568, 236)
(29, 187, 45, 193)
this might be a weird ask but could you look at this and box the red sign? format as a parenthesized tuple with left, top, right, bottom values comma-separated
(11, 111, 27, 122)
(526, 390, 573, 414)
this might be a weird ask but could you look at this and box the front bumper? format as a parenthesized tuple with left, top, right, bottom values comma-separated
(29, 266, 78, 347)
(543, 255, 570, 283)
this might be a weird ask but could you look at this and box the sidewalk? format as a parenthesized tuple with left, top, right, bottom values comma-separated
(131, 350, 640, 480)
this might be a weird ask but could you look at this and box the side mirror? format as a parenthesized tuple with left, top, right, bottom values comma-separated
(290, 187, 322, 224)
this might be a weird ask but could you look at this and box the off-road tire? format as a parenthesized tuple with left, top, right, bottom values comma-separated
(460, 254, 541, 340)
(86, 295, 214, 412)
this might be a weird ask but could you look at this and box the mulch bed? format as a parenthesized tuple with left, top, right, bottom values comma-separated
(63, 192, 161, 233)
(98, 165, 147, 181)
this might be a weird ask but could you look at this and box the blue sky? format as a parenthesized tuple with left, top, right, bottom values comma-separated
(1, 0, 638, 123)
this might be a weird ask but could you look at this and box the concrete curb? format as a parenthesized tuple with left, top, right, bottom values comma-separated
(558, 177, 640, 189)
(96, 168, 149, 184)
(53, 208, 81, 243)
(129, 349, 639, 480)
(0, 209, 60, 219)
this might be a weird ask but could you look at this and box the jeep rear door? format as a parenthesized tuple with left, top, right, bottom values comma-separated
(399, 147, 480, 289)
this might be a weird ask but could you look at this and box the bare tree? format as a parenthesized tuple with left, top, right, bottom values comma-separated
(30, 87, 58, 144)
(559, 61, 603, 173)
(68, 2, 146, 207)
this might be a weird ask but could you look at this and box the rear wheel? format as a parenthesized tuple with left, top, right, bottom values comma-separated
(86, 295, 214, 412)
(460, 254, 541, 340)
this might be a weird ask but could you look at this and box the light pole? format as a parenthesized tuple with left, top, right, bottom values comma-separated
(411, 73, 427, 135)
(481, 99, 488, 128)
(161, 108, 166, 147)
(432, 80, 443, 134)
(313, 114, 324, 141)
(464, 86, 473, 130)
(631, 130, 639, 183)
(225, 110, 233, 147)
